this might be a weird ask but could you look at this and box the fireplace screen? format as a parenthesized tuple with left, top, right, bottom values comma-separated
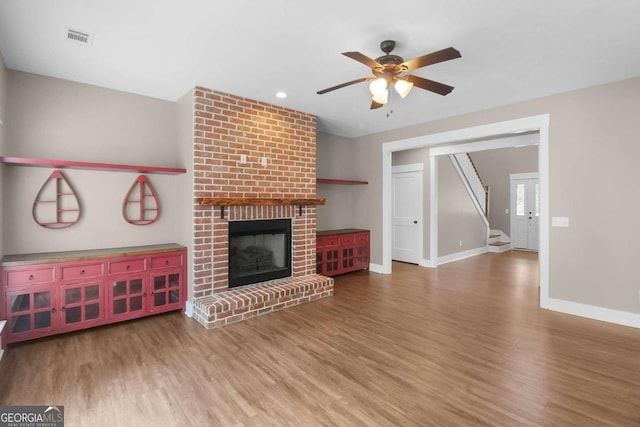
(228, 219, 292, 288)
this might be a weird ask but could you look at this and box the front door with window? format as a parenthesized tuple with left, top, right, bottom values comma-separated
(510, 173, 539, 251)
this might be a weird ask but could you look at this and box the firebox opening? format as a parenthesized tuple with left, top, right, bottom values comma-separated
(228, 219, 292, 288)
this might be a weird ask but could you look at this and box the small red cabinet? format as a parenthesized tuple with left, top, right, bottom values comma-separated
(0, 244, 186, 344)
(317, 229, 369, 276)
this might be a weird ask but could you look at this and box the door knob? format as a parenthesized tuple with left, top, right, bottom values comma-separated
(413, 220, 418, 224)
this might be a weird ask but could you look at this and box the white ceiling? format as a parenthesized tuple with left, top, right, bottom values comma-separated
(1, 0, 640, 138)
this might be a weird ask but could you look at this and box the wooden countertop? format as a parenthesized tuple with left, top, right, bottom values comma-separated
(0, 243, 186, 267)
(317, 229, 370, 237)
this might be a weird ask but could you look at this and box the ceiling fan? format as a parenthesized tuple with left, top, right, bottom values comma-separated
(317, 40, 461, 109)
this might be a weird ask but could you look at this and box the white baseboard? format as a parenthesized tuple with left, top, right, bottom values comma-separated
(437, 246, 488, 266)
(184, 301, 194, 318)
(368, 263, 388, 274)
(542, 297, 640, 329)
(419, 259, 437, 268)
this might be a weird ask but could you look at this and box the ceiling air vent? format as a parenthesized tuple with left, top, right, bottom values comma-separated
(65, 26, 94, 47)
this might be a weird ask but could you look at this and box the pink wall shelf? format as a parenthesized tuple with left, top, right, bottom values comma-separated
(0, 156, 186, 175)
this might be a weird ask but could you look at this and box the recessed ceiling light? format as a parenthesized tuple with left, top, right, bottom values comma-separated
(275, 91, 287, 99)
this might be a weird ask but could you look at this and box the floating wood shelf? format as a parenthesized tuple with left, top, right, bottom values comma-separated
(317, 178, 368, 185)
(199, 197, 326, 218)
(0, 156, 186, 175)
(199, 197, 326, 207)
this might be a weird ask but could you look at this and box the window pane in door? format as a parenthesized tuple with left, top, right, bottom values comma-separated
(86, 285, 100, 301)
(34, 311, 51, 329)
(11, 294, 30, 313)
(131, 279, 143, 294)
(154, 292, 166, 307)
(130, 296, 143, 312)
(86, 303, 100, 320)
(113, 281, 127, 297)
(34, 292, 50, 309)
(65, 306, 82, 324)
(12, 314, 31, 333)
(65, 288, 82, 305)
(113, 299, 127, 315)
(154, 276, 166, 291)
(169, 290, 180, 304)
(169, 274, 180, 288)
(516, 183, 525, 216)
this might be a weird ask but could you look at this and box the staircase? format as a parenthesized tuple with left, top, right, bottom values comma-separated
(452, 153, 489, 216)
(450, 154, 512, 253)
(488, 230, 512, 253)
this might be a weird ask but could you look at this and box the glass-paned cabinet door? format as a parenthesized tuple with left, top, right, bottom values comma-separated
(60, 281, 103, 330)
(109, 276, 147, 320)
(149, 270, 182, 312)
(6, 287, 57, 338)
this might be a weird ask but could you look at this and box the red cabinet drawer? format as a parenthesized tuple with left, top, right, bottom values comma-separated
(61, 263, 103, 280)
(318, 237, 340, 247)
(108, 258, 146, 275)
(356, 233, 369, 243)
(341, 236, 355, 245)
(6, 267, 56, 287)
(150, 254, 183, 269)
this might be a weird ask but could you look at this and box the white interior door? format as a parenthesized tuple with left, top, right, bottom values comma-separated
(392, 167, 423, 264)
(510, 174, 539, 251)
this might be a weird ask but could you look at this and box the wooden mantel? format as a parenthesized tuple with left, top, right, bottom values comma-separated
(199, 197, 325, 217)
(198, 197, 325, 207)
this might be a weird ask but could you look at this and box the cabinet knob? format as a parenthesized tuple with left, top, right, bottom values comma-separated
(80, 270, 86, 275)
(126, 265, 131, 270)
(61, 306, 66, 312)
(51, 307, 56, 313)
(28, 274, 34, 280)
(165, 260, 169, 266)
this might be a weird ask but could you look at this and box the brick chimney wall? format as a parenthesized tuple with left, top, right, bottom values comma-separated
(192, 87, 319, 298)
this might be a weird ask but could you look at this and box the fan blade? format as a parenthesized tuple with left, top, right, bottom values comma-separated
(370, 100, 384, 109)
(402, 47, 461, 71)
(405, 75, 454, 96)
(342, 51, 382, 69)
(317, 77, 371, 94)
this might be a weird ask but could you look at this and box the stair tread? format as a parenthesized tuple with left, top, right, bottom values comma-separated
(489, 241, 510, 246)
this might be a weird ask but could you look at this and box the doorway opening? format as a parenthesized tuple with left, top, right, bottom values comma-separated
(381, 114, 550, 309)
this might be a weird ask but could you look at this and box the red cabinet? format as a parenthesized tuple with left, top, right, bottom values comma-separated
(0, 244, 186, 344)
(5, 286, 57, 341)
(316, 229, 369, 276)
(60, 280, 103, 331)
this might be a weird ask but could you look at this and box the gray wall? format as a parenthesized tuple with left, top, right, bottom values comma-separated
(3, 71, 183, 254)
(341, 76, 640, 315)
(438, 156, 487, 256)
(316, 132, 367, 231)
(470, 146, 538, 236)
(176, 89, 194, 300)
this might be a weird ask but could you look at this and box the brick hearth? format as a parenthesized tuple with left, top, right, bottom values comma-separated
(190, 87, 333, 329)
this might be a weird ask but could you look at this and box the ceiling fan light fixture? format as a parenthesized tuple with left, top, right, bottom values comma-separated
(372, 91, 388, 105)
(394, 79, 413, 98)
(369, 77, 388, 97)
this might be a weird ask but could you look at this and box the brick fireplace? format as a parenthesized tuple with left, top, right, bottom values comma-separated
(190, 87, 333, 329)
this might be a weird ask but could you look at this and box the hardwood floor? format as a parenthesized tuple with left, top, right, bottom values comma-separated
(1, 251, 640, 426)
